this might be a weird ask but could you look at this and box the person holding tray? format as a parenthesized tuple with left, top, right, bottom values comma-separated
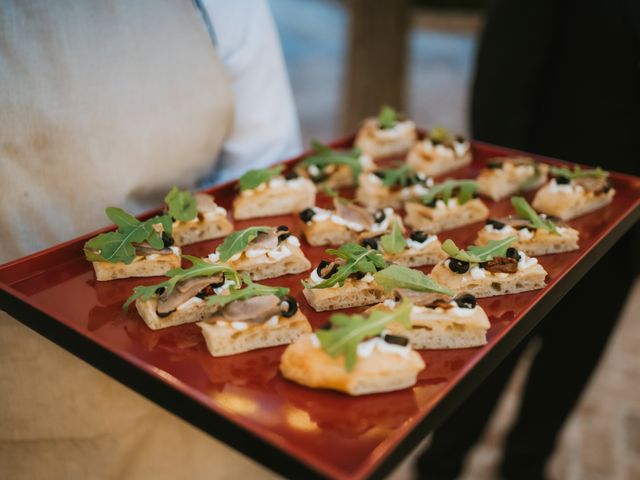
(0, 1, 298, 478)
(417, 1, 640, 479)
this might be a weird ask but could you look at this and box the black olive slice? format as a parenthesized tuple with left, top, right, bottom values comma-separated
(317, 260, 339, 279)
(555, 176, 571, 185)
(506, 247, 521, 261)
(156, 309, 175, 318)
(373, 209, 386, 224)
(410, 230, 428, 242)
(373, 171, 385, 180)
(279, 296, 298, 318)
(299, 208, 315, 223)
(210, 276, 226, 289)
(316, 259, 330, 271)
(284, 170, 299, 180)
(454, 293, 476, 309)
(448, 258, 470, 274)
(162, 232, 174, 248)
(486, 160, 503, 169)
(277, 225, 289, 231)
(155, 287, 166, 295)
(360, 237, 379, 250)
(486, 218, 506, 230)
(383, 334, 409, 346)
(278, 232, 291, 243)
(352, 271, 367, 280)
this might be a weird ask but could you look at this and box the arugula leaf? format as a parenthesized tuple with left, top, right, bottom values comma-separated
(327, 242, 386, 266)
(299, 140, 363, 183)
(550, 165, 608, 179)
(106, 207, 141, 234)
(216, 226, 271, 262)
(207, 275, 289, 308)
(106, 207, 173, 247)
(84, 231, 136, 264)
(375, 164, 419, 188)
(429, 126, 451, 144)
(374, 265, 455, 296)
(442, 237, 517, 263)
(303, 243, 387, 289)
(239, 165, 284, 191)
(322, 185, 339, 198)
(511, 196, 559, 234)
(380, 219, 406, 254)
(316, 298, 412, 371)
(123, 256, 241, 310)
(422, 179, 477, 206)
(310, 139, 333, 155)
(164, 186, 197, 221)
(378, 105, 397, 129)
(466, 238, 518, 261)
(84, 208, 173, 264)
(149, 215, 174, 248)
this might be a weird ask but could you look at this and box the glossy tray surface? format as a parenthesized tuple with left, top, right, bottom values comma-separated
(1, 138, 639, 480)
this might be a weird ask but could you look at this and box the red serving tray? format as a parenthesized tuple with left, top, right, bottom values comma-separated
(1, 136, 639, 480)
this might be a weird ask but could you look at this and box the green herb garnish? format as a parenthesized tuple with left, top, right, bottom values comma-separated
(165, 186, 197, 221)
(84, 207, 172, 264)
(322, 185, 339, 198)
(378, 105, 397, 129)
(550, 165, 608, 180)
(216, 226, 271, 262)
(123, 256, 240, 310)
(207, 274, 288, 308)
(239, 165, 284, 191)
(429, 126, 451, 143)
(511, 196, 559, 234)
(299, 140, 363, 183)
(442, 236, 517, 264)
(303, 243, 387, 289)
(422, 179, 477, 206)
(374, 265, 455, 296)
(375, 164, 422, 188)
(316, 298, 412, 371)
(380, 219, 406, 254)
(84, 232, 134, 264)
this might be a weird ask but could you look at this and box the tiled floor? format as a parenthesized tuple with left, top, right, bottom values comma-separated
(271, 1, 640, 478)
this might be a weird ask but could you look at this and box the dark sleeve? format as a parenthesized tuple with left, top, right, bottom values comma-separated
(471, 0, 560, 149)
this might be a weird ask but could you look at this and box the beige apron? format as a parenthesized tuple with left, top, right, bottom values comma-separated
(0, 1, 272, 478)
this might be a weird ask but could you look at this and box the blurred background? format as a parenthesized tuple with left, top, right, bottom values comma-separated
(268, 1, 640, 479)
(271, 0, 480, 143)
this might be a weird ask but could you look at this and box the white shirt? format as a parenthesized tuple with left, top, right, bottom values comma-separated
(202, 0, 302, 184)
